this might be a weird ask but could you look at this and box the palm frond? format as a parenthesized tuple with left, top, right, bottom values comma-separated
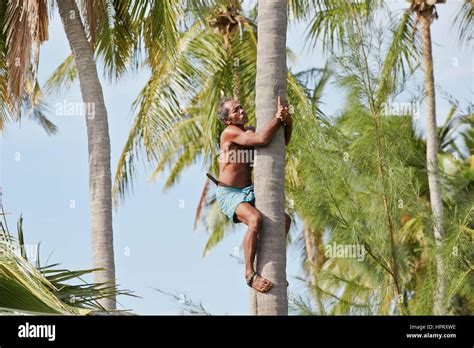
(288, 0, 312, 20)
(43, 54, 77, 96)
(79, 0, 107, 45)
(451, 0, 473, 52)
(154, 289, 210, 315)
(113, 14, 256, 204)
(304, 0, 377, 51)
(0, 0, 12, 130)
(94, 0, 138, 80)
(202, 200, 235, 257)
(4, 0, 48, 104)
(0, 208, 134, 314)
(23, 79, 57, 135)
(112, 23, 202, 205)
(374, 9, 420, 111)
(194, 180, 209, 230)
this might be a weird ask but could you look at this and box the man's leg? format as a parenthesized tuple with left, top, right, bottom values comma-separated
(234, 202, 273, 293)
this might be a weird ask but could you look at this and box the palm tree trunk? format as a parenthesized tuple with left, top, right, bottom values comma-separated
(420, 12, 446, 315)
(57, 0, 116, 310)
(303, 224, 325, 314)
(251, 0, 288, 315)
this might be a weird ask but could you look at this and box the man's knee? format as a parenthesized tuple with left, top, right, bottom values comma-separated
(248, 211, 263, 231)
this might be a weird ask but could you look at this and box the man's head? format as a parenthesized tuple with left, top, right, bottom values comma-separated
(217, 99, 248, 126)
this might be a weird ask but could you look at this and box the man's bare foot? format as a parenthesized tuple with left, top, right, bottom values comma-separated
(246, 271, 273, 293)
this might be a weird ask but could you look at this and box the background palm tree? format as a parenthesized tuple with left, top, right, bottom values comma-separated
(4, 0, 133, 310)
(56, 0, 116, 310)
(410, 0, 446, 314)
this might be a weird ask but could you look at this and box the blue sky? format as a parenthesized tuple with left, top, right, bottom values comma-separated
(1, 1, 471, 315)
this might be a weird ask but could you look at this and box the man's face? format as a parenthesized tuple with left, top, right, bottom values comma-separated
(225, 100, 248, 126)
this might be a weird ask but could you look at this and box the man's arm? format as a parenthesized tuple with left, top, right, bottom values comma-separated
(284, 119, 292, 146)
(277, 105, 292, 146)
(224, 118, 282, 147)
(274, 96, 292, 145)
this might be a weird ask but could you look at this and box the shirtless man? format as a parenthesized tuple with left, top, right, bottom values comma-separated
(215, 97, 292, 293)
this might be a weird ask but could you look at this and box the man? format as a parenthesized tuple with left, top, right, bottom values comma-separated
(215, 97, 292, 293)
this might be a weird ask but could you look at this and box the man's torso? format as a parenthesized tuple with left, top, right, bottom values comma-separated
(218, 126, 255, 188)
